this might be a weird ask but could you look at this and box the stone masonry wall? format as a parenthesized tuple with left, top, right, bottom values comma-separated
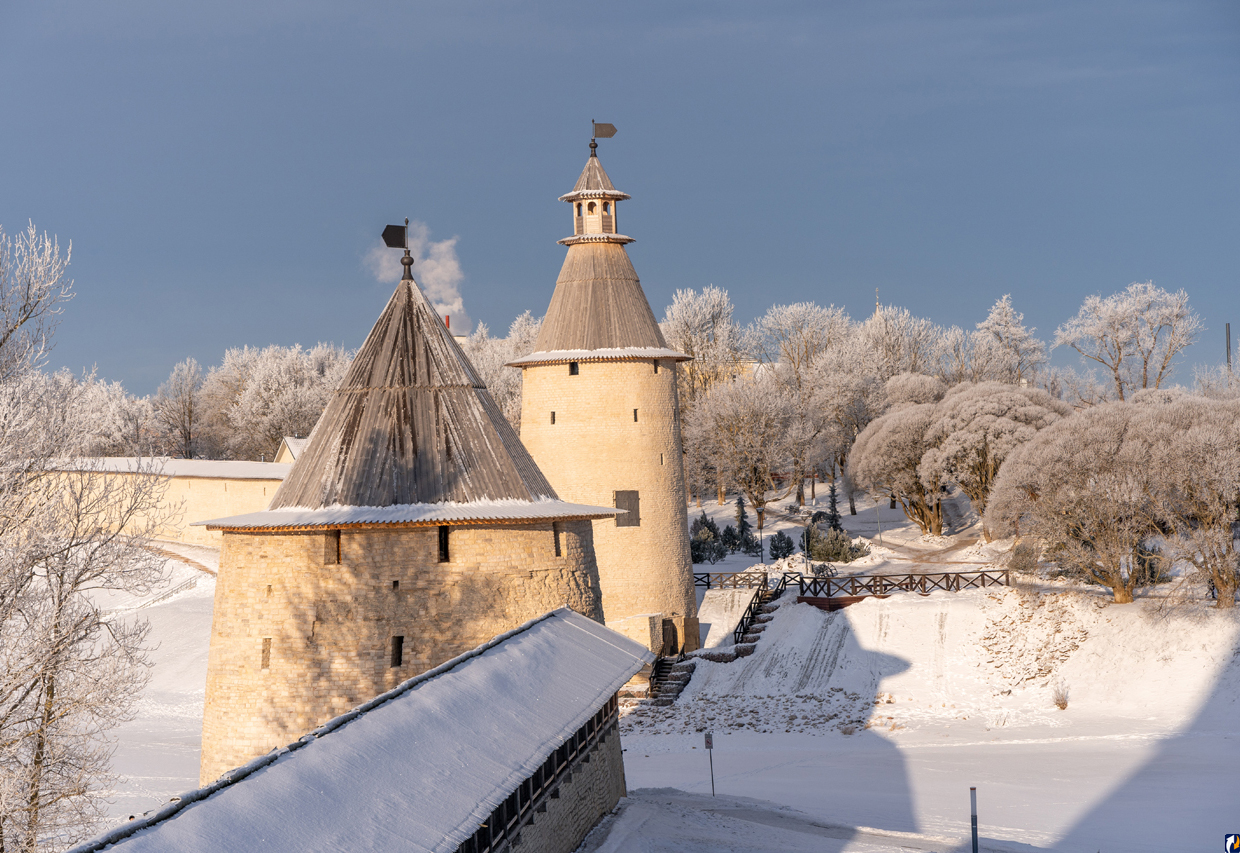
(102, 472, 281, 546)
(516, 723, 627, 853)
(520, 359, 697, 630)
(199, 520, 604, 784)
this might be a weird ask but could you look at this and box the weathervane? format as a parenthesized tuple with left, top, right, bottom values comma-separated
(381, 218, 413, 281)
(590, 120, 617, 156)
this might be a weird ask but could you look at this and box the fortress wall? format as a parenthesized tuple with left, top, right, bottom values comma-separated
(199, 519, 604, 784)
(520, 359, 696, 633)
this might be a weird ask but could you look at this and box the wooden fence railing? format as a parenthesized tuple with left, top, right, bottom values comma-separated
(797, 570, 1010, 599)
(694, 571, 769, 590)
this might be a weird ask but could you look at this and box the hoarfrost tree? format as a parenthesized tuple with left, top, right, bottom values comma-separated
(860, 304, 941, 381)
(152, 358, 203, 459)
(1054, 281, 1201, 401)
(224, 344, 351, 461)
(986, 401, 1160, 603)
(460, 311, 541, 431)
(848, 401, 945, 535)
(659, 286, 745, 410)
(920, 382, 1071, 533)
(748, 302, 849, 505)
(974, 295, 1047, 384)
(686, 376, 791, 533)
(0, 223, 74, 385)
(0, 225, 170, 850)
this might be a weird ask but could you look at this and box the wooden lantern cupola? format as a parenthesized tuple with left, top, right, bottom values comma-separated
(561, 141, 632, 241)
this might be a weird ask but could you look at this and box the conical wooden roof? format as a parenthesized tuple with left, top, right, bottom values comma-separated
(269, 278, 557, 509)
(558, 152, 631, 202)
(529, 242, 670, 353)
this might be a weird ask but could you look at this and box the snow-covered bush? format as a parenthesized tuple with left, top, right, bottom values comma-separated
(801, 526, 869, 563)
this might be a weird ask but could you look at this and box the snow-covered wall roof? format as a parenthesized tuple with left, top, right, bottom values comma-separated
(508, 347, 691, 367)
(71, 608, 653, 853)
(61, 457, 291, 480)
(195, 498, 622, 530)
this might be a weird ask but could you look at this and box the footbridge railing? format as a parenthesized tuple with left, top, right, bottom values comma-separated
(798, 569, 1010, 600)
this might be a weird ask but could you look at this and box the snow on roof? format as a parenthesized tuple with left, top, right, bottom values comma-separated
(70, 608, 653, 853)
(61, 457, 291, 481)
(508, 347, 691, 367)
(276, 437, 308, 460)
(195, 498, 622, 530)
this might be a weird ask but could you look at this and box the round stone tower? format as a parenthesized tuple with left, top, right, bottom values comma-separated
(197, 248, 613, 785)
(512, 142, 698, 653)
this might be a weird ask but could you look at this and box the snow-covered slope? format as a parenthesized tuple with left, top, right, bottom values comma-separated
(619, 588, 1240, 851)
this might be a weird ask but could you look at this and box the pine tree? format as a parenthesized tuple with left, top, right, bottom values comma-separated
(825, 480, 844, 532)
(735, 494, 752, 538)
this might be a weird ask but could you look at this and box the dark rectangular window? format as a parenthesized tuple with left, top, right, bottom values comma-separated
(392, 580, 399, 591)
(261, 637, 272, 669)
(552, 521, 562, 557)
(614, 490, 640, 527)
(633, 408, 639, 422)
(653, 360, 659, 373)
(550, 411, 556, 424)
(438, 525, 450, 562)
(391, 636, 404, 668)
(568, 361, 579, 375)
(324, 530, 341, 564)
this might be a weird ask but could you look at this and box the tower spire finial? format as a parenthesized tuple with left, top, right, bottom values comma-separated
(382, 218, 414, 281)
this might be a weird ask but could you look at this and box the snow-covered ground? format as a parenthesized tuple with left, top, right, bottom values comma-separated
(101, 510, 1240, 851)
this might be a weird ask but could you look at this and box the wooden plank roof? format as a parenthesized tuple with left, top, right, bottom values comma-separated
(558, 152, 631, 202)
(528, 241, 679, 355)
(268, 277, 559, 510)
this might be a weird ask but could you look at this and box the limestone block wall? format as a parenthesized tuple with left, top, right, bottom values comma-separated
(199, 520, 604, 784)
(517, 726, 627, 853)
(104, 471, 282, 547)
(520, 359, 696, 630)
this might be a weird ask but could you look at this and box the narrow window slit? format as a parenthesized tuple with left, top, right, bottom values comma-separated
(391, 636, 404, 668)
(438, 525, 450, 563)
(260, 638, 272, 669)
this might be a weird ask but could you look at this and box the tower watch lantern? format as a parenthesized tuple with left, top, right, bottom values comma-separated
(511, 126, 699, 654)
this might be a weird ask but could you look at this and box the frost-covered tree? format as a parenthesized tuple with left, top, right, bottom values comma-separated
(849, 402, 944, 535)
(459, 311, 541, 431)
(686, 375, 792, 532)
(921, 382, 1071, 529)
(1054, 281, 1201, 401)
(883, 372, 946, 410)
(660, 286, 745, 409)
(974, 295, 1047, 384)
(860, 304, 942, 381)
(225, 344, 351, 461)
(152, 358, 204, 459)
(0, 223, 74, 384)
(0, 227, 170, 849)
(986, 401, 1161, 603)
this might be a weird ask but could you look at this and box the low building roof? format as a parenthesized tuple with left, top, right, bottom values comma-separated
(69, 608, 652, 853)
(195, 498, 621, 531)
(61, 457, 291, 481)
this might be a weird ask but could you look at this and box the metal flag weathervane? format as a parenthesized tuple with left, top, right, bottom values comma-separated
(382, 218, 414, 281)
(590, 120, 617, 156)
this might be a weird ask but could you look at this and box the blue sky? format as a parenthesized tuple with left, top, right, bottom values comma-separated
(2, 1, 1237, 395)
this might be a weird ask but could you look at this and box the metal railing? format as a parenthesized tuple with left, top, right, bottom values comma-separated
(732, 588, 767, 646)
(797, 570, 1010, 599)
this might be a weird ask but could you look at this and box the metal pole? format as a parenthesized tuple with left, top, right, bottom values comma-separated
(970, 786, 978, 853)
(875, 499, 883, 547)
(1228, 323, 1233, 371)
(705, 731, 715, 796)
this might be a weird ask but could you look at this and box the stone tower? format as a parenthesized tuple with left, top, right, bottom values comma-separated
(197, 254, 614, 784)
(512, 142, 698, 653)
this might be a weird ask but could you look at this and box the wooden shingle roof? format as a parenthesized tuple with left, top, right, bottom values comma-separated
(268, 277, 559, 509)
(558, 153, 631, 203)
